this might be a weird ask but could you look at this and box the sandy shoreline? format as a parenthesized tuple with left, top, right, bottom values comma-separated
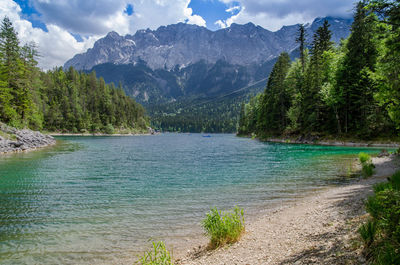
(176, 155, 400, 265)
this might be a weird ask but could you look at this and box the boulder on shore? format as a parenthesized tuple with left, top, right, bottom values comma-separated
(0, 123, 56, 154)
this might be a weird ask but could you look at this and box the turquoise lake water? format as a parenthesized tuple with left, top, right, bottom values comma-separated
(0, 134, 383, 264)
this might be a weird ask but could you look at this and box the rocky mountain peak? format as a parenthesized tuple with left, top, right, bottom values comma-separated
(64, 17, 353, 71)
(105, 31, 121, 39)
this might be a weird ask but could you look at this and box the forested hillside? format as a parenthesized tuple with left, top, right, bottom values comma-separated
(238, 1, 400, 140)
(0, 17, 147, 134)
(148, 79, 267, 133)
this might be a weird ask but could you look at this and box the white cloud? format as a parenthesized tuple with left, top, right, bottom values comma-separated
(225, 5, 240, 14)
(0, 0, 207, 69)
(125, 0, 207, 32)
(228, 8, 312, 31)
(0, 0, 101, 70)
(214, 20, 227, 29)
(1, 0, 356, 69)
(184, 7, 207, 27)
(31, 0, 207, 34)
(214, 5, 243, 30)
(217, 0, 356, 31)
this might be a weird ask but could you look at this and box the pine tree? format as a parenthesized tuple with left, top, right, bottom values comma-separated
(0, 17, 33, 127)
(367, 0, 400, 130)
(336, 2, 380, 136)
(0, 17, 20, 124)
(301, 20, 333, 132)
(257, 52, 291, 135)
(238, 102, 247, 135)
(296, 24, 306, 72)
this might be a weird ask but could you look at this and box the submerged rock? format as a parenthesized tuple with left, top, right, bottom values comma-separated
(378, 149, 390, 157)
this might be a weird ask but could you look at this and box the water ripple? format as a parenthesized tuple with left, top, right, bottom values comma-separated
(0, 134, 383, 264)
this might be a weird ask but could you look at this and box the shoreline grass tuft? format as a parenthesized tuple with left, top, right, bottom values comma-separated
(202, 206, 245, 249)
(136, 241, 173, 265)
(358, 152, 375, 177)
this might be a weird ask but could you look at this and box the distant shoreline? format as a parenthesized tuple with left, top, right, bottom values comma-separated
(264, 137, 400, 148)
(237, 134, 400, 148)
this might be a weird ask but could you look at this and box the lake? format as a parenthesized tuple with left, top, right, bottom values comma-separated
(0, 134, 381, 264)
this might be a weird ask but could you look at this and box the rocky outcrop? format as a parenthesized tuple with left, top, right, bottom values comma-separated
(64, 17, 353, 71)
(0, 123, 56, 154)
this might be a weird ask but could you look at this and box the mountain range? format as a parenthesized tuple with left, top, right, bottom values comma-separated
(64, 16, 353, 132)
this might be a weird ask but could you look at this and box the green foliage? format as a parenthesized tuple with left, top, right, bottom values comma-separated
(335, 2, 384, 137)
(257, 52, 291, 135)
(363, 164, 375, 178)
(296, 24, 306, 72)
(202, 206, 245, 249)
(136, 241, 173, 265)
(104, 124, 115, 134)
(359, 152, 372, 164)
(388, 170, 400, 190)
(359, 220, 377, 247)
(360, 170, 400, 264)
(238, 3, 399, 139)
(367, 1, 400, 131)
(149, 78, 266, 133)
(359, 152, 375, 177)
(373, 181, 391, 193)
(0, 17, 36, 127)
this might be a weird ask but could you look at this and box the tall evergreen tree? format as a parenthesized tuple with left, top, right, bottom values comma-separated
(335, 2, 380, 136)
(257, 52, 291, 135)
(367, 0, 400, 130)
(238, 103, 247, 135)
(0, 17, 20, 124)
(301, 20, 333, 132)
(0, 17, 33, 126)
(296, 24, 306, 72)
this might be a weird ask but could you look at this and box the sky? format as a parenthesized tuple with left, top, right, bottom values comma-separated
(0, 0, 358, 70)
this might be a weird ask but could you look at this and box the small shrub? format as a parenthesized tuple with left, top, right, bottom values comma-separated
(359, 152, 375, 177)
(373, 182, 391, 193)
(136, 241, 173, 265)
(375, 242, 400, 265)
(394, 147, 400, 155)
(104, 124, 115, 134)
(202, 206, 245, 249)
(359, 220, 376, 247)
(389, 171, 400, 190)
(359, 152, 371, 164)
(365, 194, 381, 220)
(362, 164, 375, 177)
(359, 170, 400, 264)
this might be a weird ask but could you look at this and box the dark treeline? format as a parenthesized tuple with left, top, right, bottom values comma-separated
(238, 0, 400, 140)
(0, 17, 147, 133)
(149, 79, 266, 133)
(149, 96, 247, 133)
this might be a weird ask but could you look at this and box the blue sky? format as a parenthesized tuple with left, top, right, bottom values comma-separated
(1, 0, 357, 69)
(188, 0, 241, 30)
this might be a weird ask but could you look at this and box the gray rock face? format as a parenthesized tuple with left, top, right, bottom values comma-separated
(64, 17, 353, 71)
(0, 123, 56, 154)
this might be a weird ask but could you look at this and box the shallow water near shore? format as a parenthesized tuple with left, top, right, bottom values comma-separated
(0, 133, 385, 264)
